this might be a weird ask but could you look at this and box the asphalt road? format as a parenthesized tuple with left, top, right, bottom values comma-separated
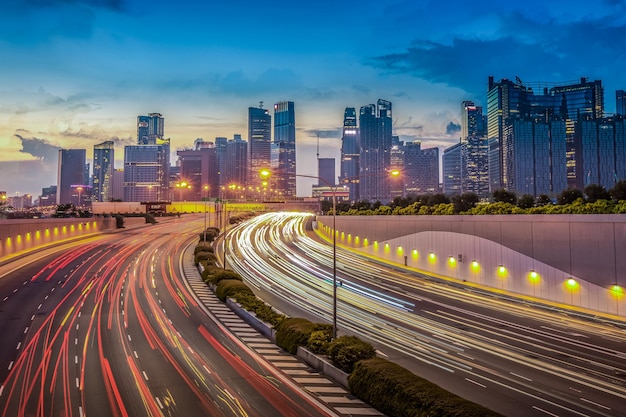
(0, 216, 335, 417)
(223, 212, 626, 417)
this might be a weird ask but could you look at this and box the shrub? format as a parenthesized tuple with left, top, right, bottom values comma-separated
(275, 318, 332, 355)
(206, 269, 243, 285)
(200, 264, 222, 281)
(194, 251, 217, 266)
(349, 358, 503, 417)
(215, 279, 254, 302)
(114, 214, 124, 228)
(194, 244, 214, 255)
(328, 335, 376, 373)
(233, 292, 286, 327)
(307, 329, 333, 355)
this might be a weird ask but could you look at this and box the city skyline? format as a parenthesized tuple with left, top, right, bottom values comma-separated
(1, 0, 626, 197)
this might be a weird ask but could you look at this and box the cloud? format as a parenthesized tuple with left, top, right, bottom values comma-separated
(16, 134, 62, 162)
(301, 128, 343, 139)
(365, 13, 626, 99)
(446, 122, 461, 134)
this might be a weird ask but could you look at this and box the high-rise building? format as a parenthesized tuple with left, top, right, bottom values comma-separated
(248, 104, 272, 196)
(223, 135, 248, 195)
(137, 113, 164, 145)
(404, 141, 439, 194)
(442, 142, 462, 195)
(462, 135, 490, 195)
(617, 90, 626, 116)
(359, 99, 393, 202)
(57, 149, 87, 205)
(340, 107, 359, 202)
(123, 144, 169, 202)
(273, 101, 296, 198)
(317, 158, 335, 187)
(93, 141, 115, 202)
(575, 115, 626, 189)
(176, 143, 218, 201)
(461, 101, 486, 139)
(488, 76, 603, 192)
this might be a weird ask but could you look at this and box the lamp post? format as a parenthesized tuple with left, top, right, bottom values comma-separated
(76, 186, 83, 208)
(203, 185, 209, 242)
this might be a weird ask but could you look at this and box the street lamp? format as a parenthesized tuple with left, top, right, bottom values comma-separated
(76, 186, 83, 208)
(260, 168, 339, 338)
(203, 185, 209, 242)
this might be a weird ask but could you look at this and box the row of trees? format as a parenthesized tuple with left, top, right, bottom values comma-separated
(324, 181, 626, 216)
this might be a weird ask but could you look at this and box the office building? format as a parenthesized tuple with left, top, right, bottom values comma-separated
(359, 99, 393, 202)
(617, 90, 626, 116)
(462, 135, 490, 195)
(123, 143, 169, 202)
(273, 101, 296, 198)
(404, 141, 439, 194)
(57, 149, 87, 205)
(248, 104, 272, 196)
(340, 107, 359, 202)
(317, 158, 335, 187)
(223, 135, 248, 197)
(176, 142, 218, 201)
(137, 113, 164, 145)
(93, 141, 115, 202)
(442, 142, 462, 195)
(575, 115, 626, 189)
(488, 76, 603, 192)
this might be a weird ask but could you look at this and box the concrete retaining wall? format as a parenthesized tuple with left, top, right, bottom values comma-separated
(316, 214, 626, 317)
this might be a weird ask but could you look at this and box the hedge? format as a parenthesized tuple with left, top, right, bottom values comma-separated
(215, 279, 254, 302)
(328, 335, 376, 373)
(275, 318, 332, 355)
(349, 358, 503, 417)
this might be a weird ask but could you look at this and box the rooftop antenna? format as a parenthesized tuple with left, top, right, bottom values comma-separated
(317, 133, 320, 160)
(259, 101, 264, 109)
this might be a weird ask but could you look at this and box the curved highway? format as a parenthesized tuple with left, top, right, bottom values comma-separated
(223, 212, 626, 417)
(0, 216, 335, 417)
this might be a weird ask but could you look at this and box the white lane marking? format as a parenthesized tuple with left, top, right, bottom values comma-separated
(8, 361, 13, 370)
(16, 342, 21, 350)
(155, 397, 164, 409)
(127, 334, 132, 342)
(133, 351, 139, 359)
(24, 327, 29, 334)
(143, 371, 149, 381)
(76, 378, 80, 388)
(580, 397, 611, 410)
(532, 406, 559, 416)
(75, 356, 79, 364)
(465, 378, 486, 388)
(510, 372, 532, 381)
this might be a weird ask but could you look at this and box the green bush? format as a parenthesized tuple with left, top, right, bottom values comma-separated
(233, 292, 286, 327)
(328, 335, 376, 373)
(307, 329, 333, 355)
(194, 244, 214, 255)
(205, 269, 243, 285)
(275, 318, 332, 355)
(349, 358, 502, 417)
(114, 214, 124, 228)
(215, 279, 254, 302)
(194, 251, 217, 266)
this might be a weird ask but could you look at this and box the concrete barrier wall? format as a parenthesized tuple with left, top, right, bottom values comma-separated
(0, 217, 117, 261)
(316, 214, 626, 317)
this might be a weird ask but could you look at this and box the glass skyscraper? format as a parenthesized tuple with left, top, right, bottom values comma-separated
(93, 141, 114, 202)
(57, 149, 87, 205)
(248, 105, 272, 195)
(137, 113, 164, 145)
(340, 107, 359, 202)
(273, 101, 296, 198)
(358, 99, 393, 202)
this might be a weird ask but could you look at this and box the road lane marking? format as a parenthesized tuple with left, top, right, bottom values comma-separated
(155, 397, 164, 409)
(143, 371, 149, 381)
(127, 334, 132, 341)
(465, 378, 486, 388)
(580, 397, 611, 410)
(75, 356, 78, 364)
(16, 342, 21, 350)
(134, 350, 139, 359)
(8, 361, 13, 370)
(510, 372, 532, 381)
(532, 406, 559, 416)
(24, 327, 29, 334)
(75, 378, 80, 388)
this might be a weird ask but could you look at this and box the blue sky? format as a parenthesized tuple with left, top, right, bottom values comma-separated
(1, 0, 626, 197)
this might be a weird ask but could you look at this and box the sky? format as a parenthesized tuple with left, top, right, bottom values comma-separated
(1, 0, 626, 198)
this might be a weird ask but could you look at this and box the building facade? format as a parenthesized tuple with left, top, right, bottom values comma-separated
(57, 149, 87, 205)
(340, 107, 359, 202)
(248, 105, 272, 195)
(404, 141, 439, 194)
(93, 141, 115, 202)
(359, 99, 393, 202)
(272, 101, 296, 198)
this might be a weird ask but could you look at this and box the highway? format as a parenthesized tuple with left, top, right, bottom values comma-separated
(0, 216, 335, 417)
(223, 212, 626, 417)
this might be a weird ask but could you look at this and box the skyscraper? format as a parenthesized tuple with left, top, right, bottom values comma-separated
(93, 141, 114, 202)
(123, 143, 169, 202)
(340, 107, 359, 202)
(273, 101, 296, 198)
(57, 149, 87, 205)
(248, 104, 271, 196)
(137, 113, 164, 145)
(317, 158, 336, 187)
(359, 99, 393, 202)
(442, 141, 462, 195)
(404, 141, 439, 194)
(176, 142, 218, 201)
(487, 76, 603, 192)
(223, 135, 248, 194)
(617, 90, 626, 116)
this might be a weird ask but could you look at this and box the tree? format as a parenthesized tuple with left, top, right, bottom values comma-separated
(557, 188, 584, 205)
(492, 189, 517, 204)
(425, 193, 450, 206)
(610, 180, 626, 201)
(584, 184, 611, 203)
(517, 194, 535, 209)
(451, 192, 479, 213)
